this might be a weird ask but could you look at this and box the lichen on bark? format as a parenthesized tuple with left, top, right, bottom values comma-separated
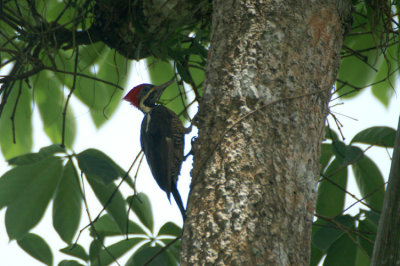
(182, 0, 351, 265)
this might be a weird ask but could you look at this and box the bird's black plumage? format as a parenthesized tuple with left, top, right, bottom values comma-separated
(140, 105, 186, 220)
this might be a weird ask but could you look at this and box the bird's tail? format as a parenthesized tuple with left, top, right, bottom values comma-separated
(172, 185, 186, 221)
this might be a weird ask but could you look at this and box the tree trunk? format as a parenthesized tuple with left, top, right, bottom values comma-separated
(182, 0, 349, 265)
(371, 117, 400, 265)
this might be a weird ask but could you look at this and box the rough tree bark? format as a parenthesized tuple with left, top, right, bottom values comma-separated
(182, 0, 350, 265)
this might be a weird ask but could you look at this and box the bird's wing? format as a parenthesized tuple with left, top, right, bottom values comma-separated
(140, 109, 174, 198)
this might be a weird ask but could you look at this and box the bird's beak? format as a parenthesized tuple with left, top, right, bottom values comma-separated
(153, 79, 174, 99)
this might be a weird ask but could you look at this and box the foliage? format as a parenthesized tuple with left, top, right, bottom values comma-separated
(0, 145, 182, 265)
(337, 0, 399, 106)
(0, 0, 209, 159)
(311, 126, 394, 265)
(0, 0, 208, 264)
(0, 0, 399, 265)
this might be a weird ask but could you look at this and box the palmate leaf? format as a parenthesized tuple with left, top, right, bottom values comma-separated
(33, 70, 76, 148)
(90, 214, 146, 237)
(52, 45, 130, 128)
(91, 238, 145, 266)
(2, 156, 63, 239)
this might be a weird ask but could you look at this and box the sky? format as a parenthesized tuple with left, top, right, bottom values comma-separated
(0, 61, 399, 265)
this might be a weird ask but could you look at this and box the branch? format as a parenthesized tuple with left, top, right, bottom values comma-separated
(143, 235, 182, 266)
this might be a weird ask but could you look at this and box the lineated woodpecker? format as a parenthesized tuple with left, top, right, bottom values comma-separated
(123, 80, 187, 220)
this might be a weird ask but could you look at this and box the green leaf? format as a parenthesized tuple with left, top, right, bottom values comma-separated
(316, 159, 347, 217)
(89, 238, 103, 264)
(157, 222, 182, 237)
(159, 238, 181, 262)
(53, 160, 82, 243)
(324, 231, 357, 266)
(89, 48, 130, 127)
(90, 214, 146, 236)
(188, 54, 205, 92)
(8, 144, 65, 165)
(362, 209, 380, 226)
(176, 61, 191, 83)
(351, 126, 396, 147)
(79, 43, 107, 68)
(2, 156, 63, 239)
(371, 44, 398, 107)
(147, 57, 188, 123)
(332, 141, 364, 167)
(38, 0, 83, 26)
(320, 143, 333, 171)
(357, 218, 376, 257)
(0, 81, 33, 159)
(33, 70, 76, 148)
(325, 127, 339, 142)
(53, 47, 129, 129)
(312, 215, 354, 251)
(17, 233, 53, 266)
(91, 238, 144, 266)
(355, 246, 370, 266)
(310, 243, 324, 266)
(0, 147, 63, 208)
(126, 242, 176, 266)
(129, 193, 154, 233)
(338, 13, 384, 99)
(352, 155, 385, 211)
(60, 244, 89, 262)
(86, 175, 128, 234)
(76, 149, 124, 184)
(58, 260, 85, 266)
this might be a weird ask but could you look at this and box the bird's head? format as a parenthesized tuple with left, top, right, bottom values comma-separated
(123, 80, 173, 113)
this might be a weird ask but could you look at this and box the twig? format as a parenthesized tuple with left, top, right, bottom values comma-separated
(126, 152, 144, 239)
(193, 87, 331, 179)
(10, 80, 23, 143)
(61, 46, 79, 147)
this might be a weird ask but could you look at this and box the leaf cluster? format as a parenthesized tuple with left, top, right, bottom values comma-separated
(0, 144, 182, 265)
(337, 0, 400, 106)
(311, 126, 395, 265)
(0, 0, 209, 159)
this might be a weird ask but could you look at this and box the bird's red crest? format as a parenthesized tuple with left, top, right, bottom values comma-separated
(123, 84, 149, 108)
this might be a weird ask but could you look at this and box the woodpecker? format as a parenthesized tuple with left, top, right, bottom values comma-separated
(123, 80, 187, 220)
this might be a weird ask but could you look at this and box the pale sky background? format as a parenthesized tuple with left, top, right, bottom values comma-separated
(0, 60, 399, 265)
